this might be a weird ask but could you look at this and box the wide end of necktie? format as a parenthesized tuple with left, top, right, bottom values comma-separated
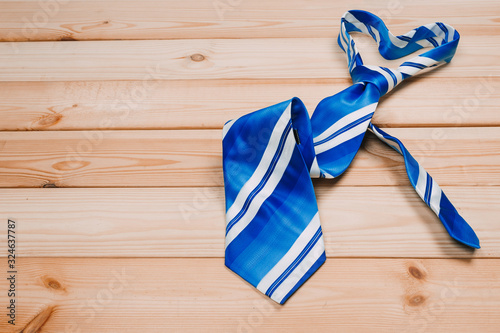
(222, 98, 327, 304)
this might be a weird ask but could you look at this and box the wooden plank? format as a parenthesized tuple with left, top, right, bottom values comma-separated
(0, 128, 499, 187)
(1, 258, 499, 332)
(0, 186, 497, 258)
(0, 36, 498, 81)
(0, 77, 498, 131)
(0, 0, 498, 41)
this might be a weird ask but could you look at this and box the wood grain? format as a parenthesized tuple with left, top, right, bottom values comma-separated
(0, 2, 498, 331)
(0, 128, 498, 188)
(1, 258, 499, 332)
(0, 36, 498, 81)
(0, 186, 497, 258)
(0, 0, 498, 41)
(0, 77, 498, 131)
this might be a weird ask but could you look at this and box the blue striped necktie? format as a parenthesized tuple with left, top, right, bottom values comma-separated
(222, 10, 480, 304)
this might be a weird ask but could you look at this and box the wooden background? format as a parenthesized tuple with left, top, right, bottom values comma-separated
(0, 0, 499, 331)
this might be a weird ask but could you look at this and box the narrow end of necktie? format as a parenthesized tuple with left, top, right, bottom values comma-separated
(369, 124, 480, 250)
(438, 193, 480, 249)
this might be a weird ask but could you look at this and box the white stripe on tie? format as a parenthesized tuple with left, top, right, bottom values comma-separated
(429, 179, 442, 216)
(369, 126, 403, 154)
(415, 39, 434, 48)
(446, 25, 456, 42)
(415, 164, 428, 200)
(313, 102, 377, 144)
(399, 56, 443, 77)
(370, 26, 381, 44)
(388, 31, 410, 48)
(393, 68, 404, 85)
(257, 213, 321, 295)
(399, 66, 421, 76)
(410, 56, 441, 67)
(341, 29, 353, 66)
(225, 102, 292, 223)
(270, 236, 325, 304)
(344, 12, 373, 39)
(225, 130, 297, 247)
(222, 119, 236, 140)
(339, 26, 348, 51)
(309, 157, 321, 178)
(424, 23, 447, 44)
(339, 29, 351, 68)
(323, 171, 335, 179)
(364, 65, 396, 92)
(403, 29, 416, 40)
(314, 118, 371, 154)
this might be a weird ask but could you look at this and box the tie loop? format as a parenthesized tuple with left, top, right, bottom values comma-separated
(339, 10, 460, 95)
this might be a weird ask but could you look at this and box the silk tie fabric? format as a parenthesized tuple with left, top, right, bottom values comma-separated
(222, 10, 480, 305)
